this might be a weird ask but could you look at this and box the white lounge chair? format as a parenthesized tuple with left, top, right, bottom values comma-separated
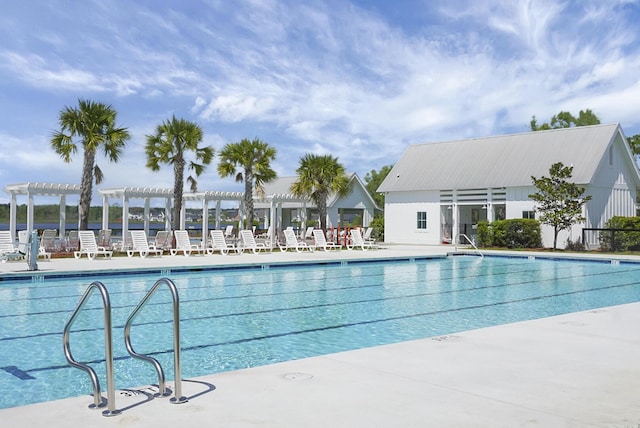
(19, 230, 51, 260)
(347, 228, 376, 251)
(279, 229, 313, 252)
(363, 227, 376, 245)
(313, 229, 341, 251)
(224, 225, 234, 239)
(64, 230, 80, 252)
(97, 229, 112, 250)
(74, 231, 113, 260)
(127, 230, 163, 258)
(208, 229, 239, 255)
(153, 230, 173, 252)
(0, 231, 23, 262)
(239, 230, 271, 254)
(171, 230, 206, 256)
(304, 226, 315, 242)
(40, 229, 58, 252)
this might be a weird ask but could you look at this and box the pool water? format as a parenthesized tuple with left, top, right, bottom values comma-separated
(1, 256, 639, 409)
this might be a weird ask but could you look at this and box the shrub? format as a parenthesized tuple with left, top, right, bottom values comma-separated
(600, 216, 640, 251)
(476, 221, 491, 247)
(482, 219, 541, 248)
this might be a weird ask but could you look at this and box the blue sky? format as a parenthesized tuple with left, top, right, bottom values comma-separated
(2, 0, 640, 205)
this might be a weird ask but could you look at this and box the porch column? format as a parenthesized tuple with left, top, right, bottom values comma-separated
(269, 199, 277, 247)
(486, 188, 493, 223)
(452, 190, 458, 250)
(180, 201, 186, 230)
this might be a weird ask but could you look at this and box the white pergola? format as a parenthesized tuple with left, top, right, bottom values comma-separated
(3, 182, 81, 240)
(4, 182, 310, 248)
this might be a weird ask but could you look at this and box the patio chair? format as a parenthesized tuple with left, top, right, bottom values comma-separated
(97, 229, 112, 250)
(224, 225, 235, 239)
(74, 231, 113, 260)
(239, 230, 271, 254)
(152, 230, 173, 252)
(127, 230, 163, 258)
(171, 230, 206, 256)
(304, 226, 315, 242)
(363, 227, 377, 245)
(19, 230, 51, 260)
(208, 229, 239, 255)
(0, 231, 23, 262)
(347, 228, 376, 251)
(40, 229, 59, 252)
(279, 228, 314, 252)
(313, 229, 341, 251)
(64, 230, 80, 252)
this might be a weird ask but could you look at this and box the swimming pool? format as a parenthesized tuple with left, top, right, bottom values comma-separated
(1, 255, 639, 409)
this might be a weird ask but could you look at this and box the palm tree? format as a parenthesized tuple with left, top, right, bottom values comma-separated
(145, 116, 214, 231)
(290, 154, 351, 231)
(217, 138, 277, 229)
(51, 99, 130, 230)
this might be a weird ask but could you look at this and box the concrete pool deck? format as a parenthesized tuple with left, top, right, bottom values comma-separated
(1, 245, 639, 427)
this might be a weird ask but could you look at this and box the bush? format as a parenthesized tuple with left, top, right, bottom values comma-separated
(476, 221, 491, 247)
(369, 215, 384, 242)
(600, 216, 640, 251)
(480, 219, 541, 249)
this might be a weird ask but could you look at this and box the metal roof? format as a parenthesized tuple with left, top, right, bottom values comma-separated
(377, 123, 631, 192)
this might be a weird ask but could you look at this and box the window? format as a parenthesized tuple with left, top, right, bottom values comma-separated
(522, 210, 535, 219)
(417, 211, 427, 229)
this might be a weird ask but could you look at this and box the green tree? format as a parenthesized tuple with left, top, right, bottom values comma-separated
(364, 164, 393, 208)
(145, 116, 214, 232)
(51, 99, 130, 230)
(529, 162, 592, 249)
(530, 109, 600, 131)
(290, 154, 351, 231)
(217, 138, 277, 229)
(628, 134, 640, 157)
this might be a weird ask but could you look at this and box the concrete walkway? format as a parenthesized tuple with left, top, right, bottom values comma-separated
(1, 245, 639, 427)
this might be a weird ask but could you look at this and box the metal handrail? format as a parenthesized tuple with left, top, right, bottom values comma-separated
(63, 281, 120, 417)
(459, 234, 484, 258)
(124, 278, 187, 404)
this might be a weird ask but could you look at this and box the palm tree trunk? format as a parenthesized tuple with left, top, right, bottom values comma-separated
(318, 191, 328, 232)
(79, 149, 96, 230)
(244, 170, 254, 230)
(173, 158, 185, 232)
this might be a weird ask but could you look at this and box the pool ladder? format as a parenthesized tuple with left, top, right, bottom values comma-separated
(459, 234, 484, 258)
(62, 278, 186, 417)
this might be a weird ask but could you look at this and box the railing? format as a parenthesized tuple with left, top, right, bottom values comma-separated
(62, 281, 120, 417)
(124, 278, 187, 404)
(459, 234, 484, 258)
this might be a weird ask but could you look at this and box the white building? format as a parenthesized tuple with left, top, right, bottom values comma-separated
(377, 124, 640, 248)
(255, 173, 380, 232)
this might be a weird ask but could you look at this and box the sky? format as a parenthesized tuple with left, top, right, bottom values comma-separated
(1, 0, 640, 206)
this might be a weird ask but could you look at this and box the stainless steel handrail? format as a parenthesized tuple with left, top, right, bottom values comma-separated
(459, 234, 484, 258)
(124, 278, 187, 404)
(62, 281, 120, 417)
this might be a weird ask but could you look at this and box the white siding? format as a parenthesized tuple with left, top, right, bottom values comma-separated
(384, 191, 441, 245)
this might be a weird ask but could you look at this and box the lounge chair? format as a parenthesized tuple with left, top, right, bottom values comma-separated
(313, 229, 341, 251)
(40, 229, 59, 252)
(171, 230, 206, 256)
(74, 231, 113, 260)
(224, 225, 234, 239)
(303, 226, 315, 242)
(239, 229, 271, 254)
(127, 230, 163, 258)
(19, 230, 51, 260)
(347, 228, 376, 251)
(153, 230, 173, 252)
(208, 229, 239, 255)
(97, 229, 112, 250)
(64, 230, 80, 252)
(0, 231, 23, 262)
(279, 228, 314, 252)
(363, 227, 377, 245)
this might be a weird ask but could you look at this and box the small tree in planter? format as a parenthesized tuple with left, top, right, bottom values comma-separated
(529, 162, 592, 250)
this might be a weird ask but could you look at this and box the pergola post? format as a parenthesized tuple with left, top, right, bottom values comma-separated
(201, 199, 209, 248)
(102, 196, 109, 231)
(122, 195, 129, 246)
(59, 195, 67, 238)
(144, 198, 150, 236)
(9, 193, 17, 241)
(215, 200, 221, 230)
(27, 192, 34, 236)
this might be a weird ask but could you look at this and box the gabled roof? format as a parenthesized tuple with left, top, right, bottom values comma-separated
(378, 123, 636, 192)
(259, 173, 380, 209)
